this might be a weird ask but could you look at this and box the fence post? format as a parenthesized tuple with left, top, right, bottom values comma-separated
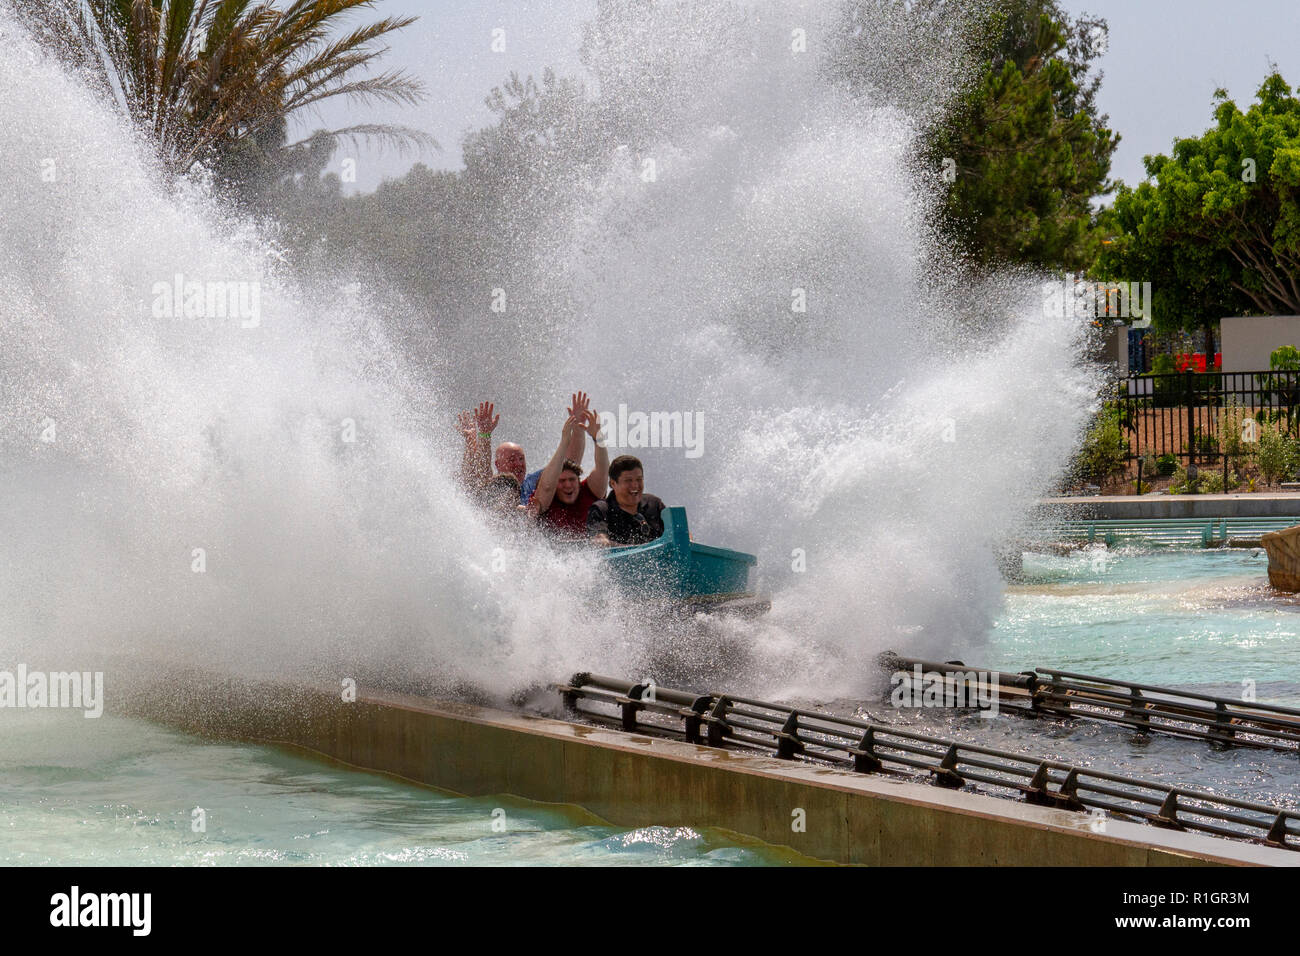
(1186, 371, 1196, 464)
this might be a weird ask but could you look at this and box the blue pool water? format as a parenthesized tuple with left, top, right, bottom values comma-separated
(6, 545, 1298, 865)
(0, 711, 807, 866)
(846, 543, 1300, 808)
(987, 546, 1300, 700)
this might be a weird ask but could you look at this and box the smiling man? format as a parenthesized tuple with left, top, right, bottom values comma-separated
(587, 455, 665, 546)
(530, 409, 609, 539)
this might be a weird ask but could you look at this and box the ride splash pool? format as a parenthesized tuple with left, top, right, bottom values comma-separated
(2, 0, 1281, 865)
(854, 542, 1300, 812)
(0, 709, 811, 867)
(994, 545, 1300, 696)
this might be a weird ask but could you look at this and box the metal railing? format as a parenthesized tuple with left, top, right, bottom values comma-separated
(554, 673, 1300, 851)
(1114, 369, 1300, 484)
(881, 655, 1300, 753)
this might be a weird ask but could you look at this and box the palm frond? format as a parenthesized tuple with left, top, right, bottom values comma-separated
(19, 0, 430, 181)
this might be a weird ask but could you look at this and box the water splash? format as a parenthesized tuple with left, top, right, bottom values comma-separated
(0, 0, 1099, 706)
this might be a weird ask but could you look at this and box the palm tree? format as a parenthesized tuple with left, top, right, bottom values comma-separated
(19, 0, 431, 180)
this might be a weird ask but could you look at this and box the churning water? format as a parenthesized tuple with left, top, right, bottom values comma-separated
(7, 0, 1297, 866)
(0, 1, 1100, 709)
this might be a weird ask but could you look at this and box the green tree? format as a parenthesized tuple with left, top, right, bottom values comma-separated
(837, 0, 1118, 272)
(1097, 73, 1300, 356)
(935, 1, 1117, 271)
(20, 0, 429, 187)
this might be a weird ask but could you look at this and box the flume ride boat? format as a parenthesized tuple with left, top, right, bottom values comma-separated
(600, 507, 769, 616)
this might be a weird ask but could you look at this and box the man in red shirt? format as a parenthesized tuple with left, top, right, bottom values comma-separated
(530, 409, 609, 539)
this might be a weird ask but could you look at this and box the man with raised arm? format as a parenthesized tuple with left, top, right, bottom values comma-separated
(478, 392, 593, 505)
(529, 408, 609, 540)
(457, 401, 498, 493)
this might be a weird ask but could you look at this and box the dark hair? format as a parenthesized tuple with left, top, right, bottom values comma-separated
(608, 455, 643, 482)
(560, 459, 584, 477)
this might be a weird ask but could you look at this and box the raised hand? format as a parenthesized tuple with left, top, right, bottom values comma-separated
(568, 391, 590, 422)
(456, 410, 476, 439)
(581, 408, 602, 438)
(473, 401, 499, 435)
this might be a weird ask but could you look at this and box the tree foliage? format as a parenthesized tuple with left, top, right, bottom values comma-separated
(19, 0, 429, 186)
(832, 0, 1117, 272)
(1097, 73, 1300, 346)
(928, 0, 1118, 272)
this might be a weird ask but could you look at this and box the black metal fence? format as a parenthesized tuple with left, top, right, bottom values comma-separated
(555, 673, 1300, 851)
(1112, 370, 1300, 483)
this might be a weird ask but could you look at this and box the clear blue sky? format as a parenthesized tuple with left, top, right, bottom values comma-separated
(296, 0, 1300, 198)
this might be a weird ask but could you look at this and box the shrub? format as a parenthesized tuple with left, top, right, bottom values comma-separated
(1155, 453, 1178, 476)
(1220, 405, 1257, 461)
(1075, 404, 1128, 482)
(1185, 428, 1220, 458)
(1255, 346, 1300, 438)
(1258, 426, 1299, 484)
(1169, 466, 1240, 495)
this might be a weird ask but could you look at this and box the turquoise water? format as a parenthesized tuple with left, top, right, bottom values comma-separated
(986, 546, 1300, 700)
(0, 711, 804, 866)
(7, 546, 1297, 865)
(870, 543, 1300, 806)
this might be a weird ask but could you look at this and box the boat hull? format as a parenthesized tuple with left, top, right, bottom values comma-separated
(600, 506, 764, 610)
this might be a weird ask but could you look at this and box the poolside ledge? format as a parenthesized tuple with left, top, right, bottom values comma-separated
(1038, 493, 1300, 520)
(123, 673, 1297, 867)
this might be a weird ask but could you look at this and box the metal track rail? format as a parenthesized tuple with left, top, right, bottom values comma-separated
(553, 673, 1300, 852)
(882, 654, 1300, 754)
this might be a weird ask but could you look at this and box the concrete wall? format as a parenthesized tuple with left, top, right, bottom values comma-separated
(122, 673, 1296, 867)
(1221, 315, 1300, 372)
(1038, 493, 1300, 519)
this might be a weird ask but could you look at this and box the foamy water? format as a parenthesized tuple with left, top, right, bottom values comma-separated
(0, 0, 1097, 712)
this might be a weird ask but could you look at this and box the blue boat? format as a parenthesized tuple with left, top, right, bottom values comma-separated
(600, 506, 769, 616)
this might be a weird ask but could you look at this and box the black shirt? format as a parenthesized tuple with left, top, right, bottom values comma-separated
(587, 492, 665, 545)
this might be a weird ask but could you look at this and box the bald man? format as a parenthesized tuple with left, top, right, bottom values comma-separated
(464, 393, 593, 505)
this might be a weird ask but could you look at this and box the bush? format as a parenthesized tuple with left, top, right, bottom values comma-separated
(1169, 465, 1240, 495)
(1185, 428, 1220, 458)
(1155, 453, 1178, 476)
(1220, 405, 1257, 461)
(1255, 346, 1300, 438)
(1075, 404, 1128, 482)
(1258, 426, 1299, 484)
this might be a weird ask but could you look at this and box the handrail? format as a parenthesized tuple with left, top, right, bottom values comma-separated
(880, 654, 1300, 753)
(554, 674, 1300, 852)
